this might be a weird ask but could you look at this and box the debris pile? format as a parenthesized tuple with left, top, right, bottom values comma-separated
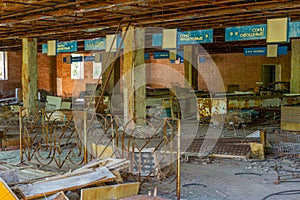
(0, 158, 142, 200)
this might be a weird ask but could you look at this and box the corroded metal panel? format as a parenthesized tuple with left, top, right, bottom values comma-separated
(212, 98, 227, 115)
(227, 98, 261, 109)
(261, 97, 282, 108)
(197, 98, 211, 120)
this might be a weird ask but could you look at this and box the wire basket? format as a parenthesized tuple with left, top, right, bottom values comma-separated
(274, 129, 300, 157)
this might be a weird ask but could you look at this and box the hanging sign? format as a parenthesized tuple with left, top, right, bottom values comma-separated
(244, 46, 288, 56)
(84, 56, 95, 62)
(144, 53, 150, 60)
(152, 34, 163, 47)
(57, 41, 78, 53)
(63, 56, 83, 63)
(42, 44, 48, 54)
(178, 29, 213, 45)
(84, 38, 106, 51)
(244, 47, 267, 56)
(153, 52, 169, 59)
(225, 24, 266, 41)
(289, 21, 300, 38)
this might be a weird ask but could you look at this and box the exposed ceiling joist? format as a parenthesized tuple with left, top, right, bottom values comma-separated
(0, 0, 299, 53)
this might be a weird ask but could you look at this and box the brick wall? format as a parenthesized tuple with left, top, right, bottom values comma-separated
(2, 51, 292, 98)
(198, 53, 291, 91)
(146, 54, 185, 89)
(56, 53, 98, 98)
(38, 53, 52, 91)
(0, 51, 22, 97)
(205, 53, 291, 92)
(147, 52, 291, 92)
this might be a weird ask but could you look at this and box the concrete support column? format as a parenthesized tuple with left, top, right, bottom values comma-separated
(123, 26, 135, 124)
(134, 27, 146, 124)
(290, 39, 300, 93)
(22, 38, 38, 111)
(122, 26, 146, 124)
(184, 45, 198, 89)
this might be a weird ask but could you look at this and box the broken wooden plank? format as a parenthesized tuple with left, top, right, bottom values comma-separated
(52, 191, 70, 200)
(74, 158, 130, 173)
(120, 195, 169, 200)
(34, 191, 70, 200)
(0, 169, 19, 184)
(0, 178, 19, 200)
(16, 167, 115, 200)
(92, 143, 115, 159)
(80, 182, 140, 200)
(210, 154, 248, 159)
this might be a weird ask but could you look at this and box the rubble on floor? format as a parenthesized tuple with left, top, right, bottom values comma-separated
(0, 158, 140, 200)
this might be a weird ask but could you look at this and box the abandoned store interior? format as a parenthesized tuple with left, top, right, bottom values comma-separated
(0, 1, 300, 200)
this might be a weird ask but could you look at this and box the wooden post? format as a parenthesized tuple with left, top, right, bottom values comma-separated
(113, 57, 121, 93)
(260, 130, 266, 148)
(49, 56, 57, 95)
(184, 45, 198, 89)
(102, 52, 115, 93)
(123, 26, 135, 125)
(184, 45, 192, 87)
(290, 39, 300, 93)
(134, 27, 146, 124)
(192, 46, 198, 90)
(22, 38, 38, 112)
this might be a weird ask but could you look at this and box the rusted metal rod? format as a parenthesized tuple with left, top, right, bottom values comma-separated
(84, 111, 88, 164)
(177, 119, 181, 200)
(19, 106, 23, 162)
(94, 20, 132, 112)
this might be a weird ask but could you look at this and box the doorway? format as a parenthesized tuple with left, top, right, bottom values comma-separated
(261, 64, 275, 90)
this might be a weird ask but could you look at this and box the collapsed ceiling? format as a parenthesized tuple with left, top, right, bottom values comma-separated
(0, 0, 299, 53)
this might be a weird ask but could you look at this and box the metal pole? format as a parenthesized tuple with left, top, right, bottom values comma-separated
(84, 111, 88, 164)
(19, 106, 23, 163)
(177, 119, 181, 200)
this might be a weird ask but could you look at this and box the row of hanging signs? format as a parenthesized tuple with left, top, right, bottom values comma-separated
(42, 18, 300, 57)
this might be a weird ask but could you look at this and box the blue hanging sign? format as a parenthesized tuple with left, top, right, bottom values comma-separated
(244, 46, 288, 56)
(84, 38, 106, 51)
(144, 53, 150, 60)
(178, 29, 213, 45)
(71, 56, 83, 62)
(57, 41, 77, 53)
(117, 35, 124, 49)
(84, 56, 95, 62)
(152, 34, 163, 47)
(176, 50, 184, 63)
(244, 47, 266, 56)
(225, 24, 266, 41)
(153, 52, 169, 59)
(289, 21, 300, 38)
(278, 46, 288, 55)
(63, 56, 83, 63)
(42, 44, 48, 54)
